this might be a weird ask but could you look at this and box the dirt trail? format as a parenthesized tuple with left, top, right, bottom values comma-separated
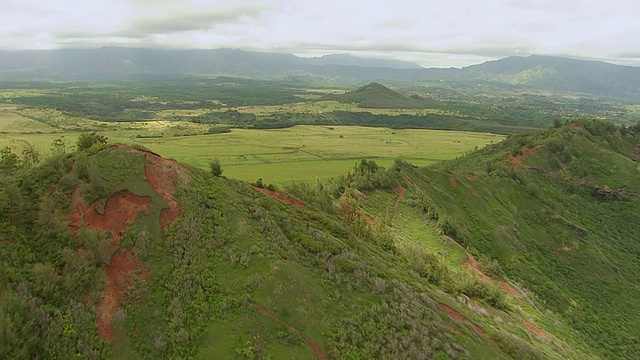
(254, 187, 309, 209)
(402, 175, 416, 187)
(438, 303, 499, 349)
(253, 304, 328, 360)
(463, 253, 520, 296)
(522, 319, 549, 340)
(391, 185, 407, 222)
(439, 304, 499, 349)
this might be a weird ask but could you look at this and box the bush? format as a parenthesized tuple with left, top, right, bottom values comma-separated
(76, 132, 108, 151)
(209, 159, 223, 177)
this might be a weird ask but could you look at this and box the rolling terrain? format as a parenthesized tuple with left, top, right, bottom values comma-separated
(2, 48, 640, 99)
(1, 120, 638, 359)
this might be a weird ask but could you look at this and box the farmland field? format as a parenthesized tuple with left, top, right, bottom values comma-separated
(0, 125, 503, 184)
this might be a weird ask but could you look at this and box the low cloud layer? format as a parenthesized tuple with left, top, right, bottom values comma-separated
(0, 0, 638, 67)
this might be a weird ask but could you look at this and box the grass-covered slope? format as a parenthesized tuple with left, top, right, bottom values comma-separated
(1, 120, 637, 359)
(396, 120, 640, 359)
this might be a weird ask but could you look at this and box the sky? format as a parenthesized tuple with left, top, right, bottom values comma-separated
(1, 0, 639, 68)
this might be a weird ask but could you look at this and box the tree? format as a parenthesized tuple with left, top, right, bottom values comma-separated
(209, 158, 223, 177)
(0, 147, 19, 174)
(51, 137, 69, 155)
(76, 132, 108, 151)
(21, 144, 40, 169)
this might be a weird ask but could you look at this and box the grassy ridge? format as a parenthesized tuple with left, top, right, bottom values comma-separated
(396, 120, 640, 359)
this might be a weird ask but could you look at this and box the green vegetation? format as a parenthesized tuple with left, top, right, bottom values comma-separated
(394, 120, 640, 359)
(3, 120, 638, 358)
(1, 73, 639, 359)
(1, 126, 503, 185)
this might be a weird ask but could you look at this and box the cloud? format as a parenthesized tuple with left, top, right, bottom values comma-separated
(0, 0, 639, 67)
(123, 6, 267, 36)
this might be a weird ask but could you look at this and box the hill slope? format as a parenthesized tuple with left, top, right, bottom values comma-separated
(459, 55, 640, 99)
(1, 123, 638, 359)
(331, 82, 426, 108)
(396, 120, 640, 359)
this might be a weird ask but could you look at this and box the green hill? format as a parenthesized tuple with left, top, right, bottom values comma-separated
(332, 82, 427, 108)
(1, 121, 638, 359)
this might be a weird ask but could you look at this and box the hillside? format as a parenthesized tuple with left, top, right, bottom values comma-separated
(1, 122, 639, 359)
(330, 82, 426, 108)
(400, 120, 640, 359)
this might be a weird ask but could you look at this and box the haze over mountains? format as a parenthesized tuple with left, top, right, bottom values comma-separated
(2, 47, 640, 100)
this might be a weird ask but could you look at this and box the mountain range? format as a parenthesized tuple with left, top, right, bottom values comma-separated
(2, 47, 640, 99)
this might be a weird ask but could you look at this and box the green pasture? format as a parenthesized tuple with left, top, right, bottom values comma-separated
(0, 125, 503, 184)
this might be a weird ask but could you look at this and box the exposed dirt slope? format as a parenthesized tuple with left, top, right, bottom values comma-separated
(67, 146, 189, 340)
(439, 303, 499, 349)
(255, 186, 309, 209)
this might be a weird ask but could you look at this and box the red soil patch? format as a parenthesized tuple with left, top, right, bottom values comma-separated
(402, 175, 416, 187)
(463, 253, 520, 297)
(446, 323, 465, 337)
(144, 152, 186, 230)
(72, 190, 152, 340)
(391, 185, 407, 222)
(466, 175, 477, 182)
(66, 146, 189, 341)
(254, 304, 327, 360)
(255, 187, 309, 209)
(522, 319, 549, 340)
(363, 213, 375, 224)
(438, 303, 499, 349)
(503, 145, 544, 171)
(569, 123, 581, 129)
(450, 175, 458, 188)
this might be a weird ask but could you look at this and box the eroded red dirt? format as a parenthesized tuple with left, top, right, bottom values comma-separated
(463, 253, 520, 297)
(391, 185, 407, 222)
(254, 304, 328, 360)
(73, 190, 152, 340)
(402, 175, 416, 187)
(503, 145, 544, 170)
(144, 152, 187, 230)
(522, 319, 549, 340)
(66, 146, 188, 341)
(438, 303, 499, 349)
(450, 175, 458, 188)
(446, 323, 465, 337)
(255, 187, 309, 209)
(363, 213, 375, 224)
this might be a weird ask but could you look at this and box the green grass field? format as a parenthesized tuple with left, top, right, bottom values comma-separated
(0, 125, 503, 184)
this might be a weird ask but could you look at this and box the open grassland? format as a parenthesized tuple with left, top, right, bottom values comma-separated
(0, 105, 59, 133)
(0, 125, 503, 184)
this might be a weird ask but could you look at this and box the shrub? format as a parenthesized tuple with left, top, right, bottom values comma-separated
(209, 159, 223, 177)
(76, 132, 108, 151)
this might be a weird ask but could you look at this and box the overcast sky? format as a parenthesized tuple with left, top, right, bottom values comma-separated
(1, 0, 638, 67)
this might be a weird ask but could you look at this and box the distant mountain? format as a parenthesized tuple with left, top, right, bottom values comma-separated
(331, 82, 424, 108)
(458, 55, 640, 99)
(303, 54, 422, 69)
(1, 48, 640, 99)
